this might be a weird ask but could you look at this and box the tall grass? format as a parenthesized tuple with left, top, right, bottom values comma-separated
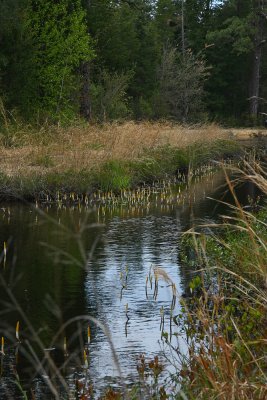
(0, 118, 245, 201)
(175, 158, 267, 400)
(0, 120, 240, 178)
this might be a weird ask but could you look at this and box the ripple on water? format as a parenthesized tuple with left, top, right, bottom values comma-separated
(0, 170, 256, 394)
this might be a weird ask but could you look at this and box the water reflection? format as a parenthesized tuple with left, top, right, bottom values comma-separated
(0, 169, 258, 397)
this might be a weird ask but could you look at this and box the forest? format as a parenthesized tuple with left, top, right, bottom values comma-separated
(0, 2, 267, 399)
(0, 0, 267, 127)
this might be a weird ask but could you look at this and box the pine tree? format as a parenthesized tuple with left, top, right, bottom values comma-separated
(249, 0, 267, 116)
(200, 1, 254, 120)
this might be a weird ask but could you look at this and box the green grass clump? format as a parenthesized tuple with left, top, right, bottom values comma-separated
(94, 160, 132, 192)
(184, 139, 241, 167)
(0, 170, 95, 201)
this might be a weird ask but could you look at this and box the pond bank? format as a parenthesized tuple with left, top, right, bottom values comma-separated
(0, 122, 265, 202)
(0, 147, 266, 399)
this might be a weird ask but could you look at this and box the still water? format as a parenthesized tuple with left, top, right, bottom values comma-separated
(0, 170, 258, 398)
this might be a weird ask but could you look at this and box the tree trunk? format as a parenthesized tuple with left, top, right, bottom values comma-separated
(181, 0, 185, 57)
(80, 61, 91, 121)
(250, 44, 262, 115)
(249, 2, 266, 116)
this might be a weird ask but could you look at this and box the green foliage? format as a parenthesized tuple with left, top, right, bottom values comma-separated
(87, 0, 160, 120)
(134, 97, 154, 120)
(0, 0, 261, 123)
(129, 146, 190, 184)
(25, 0, 94, 121)
(189, 275, 202, 291)
(0, 0, 33, 110)
(205, 0, 267, 120)
(154, 0, 181, 45)
(91, 70, 133, 121)
(88, 1, 140, 72)
(95, 160, 132, 192)
(2, 0, 267, 124)
(207, 15, 254, 55)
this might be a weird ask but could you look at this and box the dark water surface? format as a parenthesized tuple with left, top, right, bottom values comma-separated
(0, 170, 259, 398)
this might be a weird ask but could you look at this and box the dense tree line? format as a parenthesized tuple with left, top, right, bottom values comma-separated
(0, 0, 266, 125)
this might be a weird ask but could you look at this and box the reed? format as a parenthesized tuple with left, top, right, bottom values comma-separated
(174, 158, 267, 400)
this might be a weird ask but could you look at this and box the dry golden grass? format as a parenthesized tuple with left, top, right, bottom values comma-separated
(0, 121, 257, 177)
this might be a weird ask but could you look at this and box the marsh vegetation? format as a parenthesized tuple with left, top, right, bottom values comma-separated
(0, 153, 266, 399)
(0, 119, 252, 201)
(1, 1, 267, 397)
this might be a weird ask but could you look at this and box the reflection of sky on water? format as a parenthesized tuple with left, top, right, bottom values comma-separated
(0, 168, 258, 395)
(84, 214, 190, 385)
(82, 170, 255, 386)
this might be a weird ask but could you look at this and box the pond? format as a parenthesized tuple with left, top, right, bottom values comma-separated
(0, 167, 260, 399)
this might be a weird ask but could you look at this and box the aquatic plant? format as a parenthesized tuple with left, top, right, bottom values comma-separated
(173, 158, 267, 399)
(0, 154, 266, 399)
